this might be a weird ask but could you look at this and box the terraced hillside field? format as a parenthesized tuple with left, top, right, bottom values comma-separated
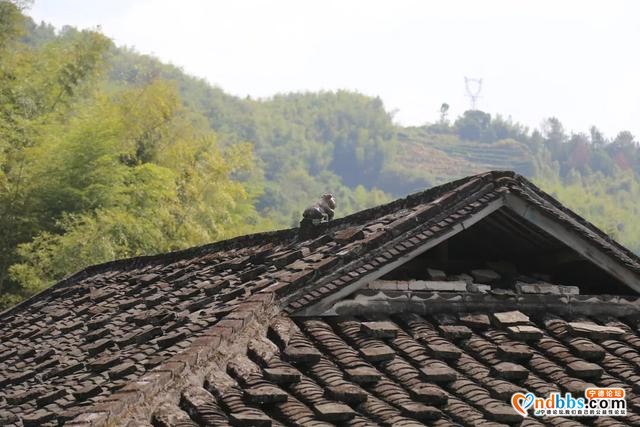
(397, 128, 537, 182)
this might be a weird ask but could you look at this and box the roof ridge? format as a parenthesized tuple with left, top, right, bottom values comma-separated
(5, 169, 637, 320)
(4, 170, 640, 426)
(1, 171, 500, 318)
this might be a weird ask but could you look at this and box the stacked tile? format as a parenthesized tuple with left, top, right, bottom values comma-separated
(153, 309, 640, 425)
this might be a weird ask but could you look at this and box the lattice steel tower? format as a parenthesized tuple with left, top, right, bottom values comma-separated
(464, 77, 483, 110)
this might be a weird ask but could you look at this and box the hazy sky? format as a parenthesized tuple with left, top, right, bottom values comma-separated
(28, 0, 640, 138)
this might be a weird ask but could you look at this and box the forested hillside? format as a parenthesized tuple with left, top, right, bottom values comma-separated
(2, 2, 639, 308)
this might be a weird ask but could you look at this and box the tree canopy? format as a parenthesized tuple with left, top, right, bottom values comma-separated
(2, 2, 640, 308)
(0, 3, 271, 307)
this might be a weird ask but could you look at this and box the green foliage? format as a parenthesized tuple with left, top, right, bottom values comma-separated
(535, 171, 640, 253)
(107, 47, 399, 221)
(455, 110, 494, 141)
(5, 79, 267, 297)
(3, 5, 640, 309)
(0, 1, 23, 50)
(0, 8, 270, 306)
(0, 6, 114, 300)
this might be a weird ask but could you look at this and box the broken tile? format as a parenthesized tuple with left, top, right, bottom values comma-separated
(425, 343, 462, 360)
(155, 331, 186, 349)
(108, 362, 137, 380)
(36, 388, 67, 407)
(566, 361, 603, 380)
(438, 325, 472, 340)
(490, 362, 529, 381)
(507, 325, 543, 341)
(399, 402, 442, 420)
(360, 345, 395, 362)
(116, 326, 163, 348)
(567, 339, 605, 361)
(244, 386, 288, 404)
(33, 348, 56, 363)
(5, 389, 44, 405)
(229, 412, 272, 427)
(360, 321, 398, 338)
(459, 313, 491, 330)
(496, 344, 533, 362)
(313, 402, 356, 422)
(284, 345, 321, 364)
(408, 384, 448, 406)
(325, 385, 368, 403)
(263, 367, 301, 384)
(345, 367, 381, 384)
(420, 365, 457, 383)
(81, 338, 113, 356)
(88, 353, 122, 372)
(21, 408, 56, 425)
(492, 311, 530, 327)
(332, 227, 365, 244)
(72, 383, 103, 401)
(568, 322, 625, 340)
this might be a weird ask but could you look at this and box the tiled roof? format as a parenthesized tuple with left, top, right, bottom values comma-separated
(146, 307, 640, 426)
(0, 170, 639, 426)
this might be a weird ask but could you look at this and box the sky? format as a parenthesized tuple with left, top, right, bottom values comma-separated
(28, 0, 640, 138)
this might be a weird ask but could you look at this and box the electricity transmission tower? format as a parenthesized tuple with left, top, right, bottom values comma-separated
(464, 77, 483, 110)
